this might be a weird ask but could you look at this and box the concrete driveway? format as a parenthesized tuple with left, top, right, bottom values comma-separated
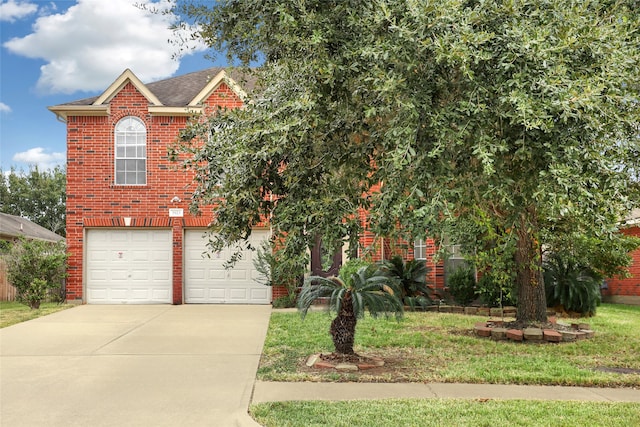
(0, 304, 271, 427)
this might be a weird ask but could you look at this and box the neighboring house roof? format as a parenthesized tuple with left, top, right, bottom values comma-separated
(0, 213, 64, 242)
(624, 209, 640, 226)
(48, 67, 257, 120)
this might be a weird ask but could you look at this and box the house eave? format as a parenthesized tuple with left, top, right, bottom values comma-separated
(48, 105, 110, 121)
(147, 106, 203, 116)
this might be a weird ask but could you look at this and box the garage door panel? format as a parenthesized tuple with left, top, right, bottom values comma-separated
(131, 250, 149, 261)
(187, 269, 205, 280)
(109, 288, 128, 299)
(110, 269, 128, 281)
(230, 270, 248, 281)
(229, 288, 248, 300)
(108, 231, 126, 241)
(88, 250, 109, 261)
(130, 289, 150, 300)
(208, 268, 226, 280)
(86, 229, 172, 304)
(152, 270, 171, 281)
(208, 288, 225, 300)
(88, 289, 107, 301)
(184, 229, 271, 304)
(251, 288, 269, 300)
(152, 250, 171, 261)
(151, 289, 171, 300)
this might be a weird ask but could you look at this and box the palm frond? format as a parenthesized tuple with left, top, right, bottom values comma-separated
(298, 265, 404, 320)
(297, 276, 343, 319)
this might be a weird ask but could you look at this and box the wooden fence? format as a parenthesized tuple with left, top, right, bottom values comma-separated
(0, 258, 17, 301)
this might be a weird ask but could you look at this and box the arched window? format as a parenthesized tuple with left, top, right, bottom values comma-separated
(115, 116, 146, 185)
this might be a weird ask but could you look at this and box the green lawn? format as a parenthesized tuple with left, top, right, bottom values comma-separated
(254, 304, 640, 426)
(250, 399, 640, 427)
(257, 304, 640, 387)
(0, 301, 74, 328)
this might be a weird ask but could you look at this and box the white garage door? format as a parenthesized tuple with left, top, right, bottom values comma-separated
(86, 229, 172, 304)
(184, 229, 271, 304)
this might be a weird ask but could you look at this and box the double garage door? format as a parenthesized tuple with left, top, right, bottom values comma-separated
(85, 229, 270, 304)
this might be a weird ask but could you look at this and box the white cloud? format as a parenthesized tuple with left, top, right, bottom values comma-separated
(0, 102, 11, 113)
(3, 0, 207, 94)
(0, 0, 38, 22)
(13, 147, 65, 169)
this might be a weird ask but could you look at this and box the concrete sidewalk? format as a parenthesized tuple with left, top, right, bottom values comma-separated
(0, 304, 271, 427)
(252, 381, 640, 404)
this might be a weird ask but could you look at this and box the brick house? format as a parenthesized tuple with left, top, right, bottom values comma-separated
(602, 209, 640, 305)
(49, 67, 446, 305)
(52, 67, 638, 306)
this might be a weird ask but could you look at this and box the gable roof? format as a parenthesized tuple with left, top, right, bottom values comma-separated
(0, 213, 64, 242)
(48, 67, 257, 120)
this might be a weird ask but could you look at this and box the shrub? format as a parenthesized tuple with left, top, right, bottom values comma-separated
(380, 255, 433, 310)
(476, 272, 517, 307)
(5, 238, 68, 309)
(253, 239, 307, 308)
(338, 258, 373, 287)
(544, 252, 602, 316)
(447, 266, 476, 306)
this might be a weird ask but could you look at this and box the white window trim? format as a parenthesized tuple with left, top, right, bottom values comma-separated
(414, 238, 427, 260)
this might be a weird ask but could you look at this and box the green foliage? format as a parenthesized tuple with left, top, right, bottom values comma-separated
(271, 295, 295, 309)
(254, 238, 307, 308)
(298, 265, 404, 321)
(544, 232, 640, 280)
(298, 264, 404, 354)
(446, 266, 476, 306)
(544, 253, 602, 316)
(168, 0, 640, 323)
(541, 232, 638, 316)
(22, 279, 48, 309)
(338, 258, 372, 287)
(0, 166, 66, 236)
(380, 255, 433, 309)
(4, 238, 68, 309)
(476, 273, 517, 308)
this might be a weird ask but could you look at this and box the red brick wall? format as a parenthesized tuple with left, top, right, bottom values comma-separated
(604, 226, 640, 298)
(356, 208, 445, 292)
(65, 82, 243, 303)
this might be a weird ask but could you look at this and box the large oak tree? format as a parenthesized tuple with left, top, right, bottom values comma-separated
(169, 0, 639, 322)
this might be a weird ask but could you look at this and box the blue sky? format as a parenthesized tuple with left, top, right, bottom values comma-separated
(1, 0, 224, 171)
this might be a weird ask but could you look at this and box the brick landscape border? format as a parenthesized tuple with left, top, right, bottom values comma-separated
(426, 304, 595, 343)
(474, 319, 594, 343)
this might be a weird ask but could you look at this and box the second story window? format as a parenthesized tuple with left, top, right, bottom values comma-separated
(115, 116, 146, 185)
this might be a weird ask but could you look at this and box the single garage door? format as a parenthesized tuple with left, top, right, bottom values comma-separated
(184, 229, 271, 304)
(85, 229, 172, 304)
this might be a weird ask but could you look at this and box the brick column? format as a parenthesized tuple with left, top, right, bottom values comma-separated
(172, 219, 184, 304)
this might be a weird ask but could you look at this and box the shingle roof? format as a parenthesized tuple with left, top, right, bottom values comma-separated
(60, 67, 257, 107)
(0, 213, 64, 242)
(624, 209, 640, 226)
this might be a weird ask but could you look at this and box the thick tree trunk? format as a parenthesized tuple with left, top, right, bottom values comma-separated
(329, 292, 357, 354)
(515, 216, 547, 323)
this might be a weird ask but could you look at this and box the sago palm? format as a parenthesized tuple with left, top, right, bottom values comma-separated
(380, 255, 432, 309)
(297, 265, 404, 355)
